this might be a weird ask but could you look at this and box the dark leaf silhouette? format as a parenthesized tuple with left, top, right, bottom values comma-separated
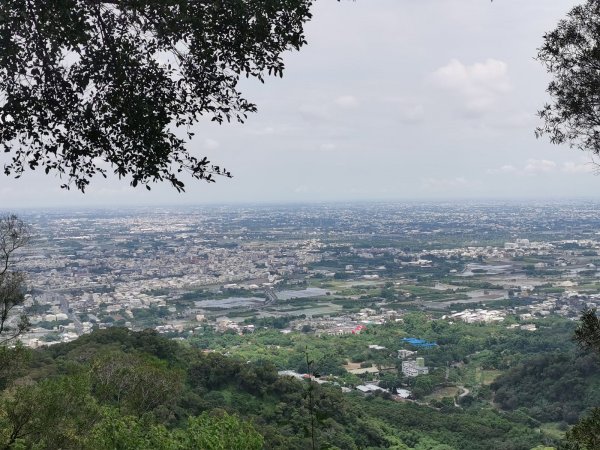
(536, 0, 600, 162)
(0, 0, 313, 191)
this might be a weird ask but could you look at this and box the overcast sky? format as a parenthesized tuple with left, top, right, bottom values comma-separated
(1, 0, 593, 208)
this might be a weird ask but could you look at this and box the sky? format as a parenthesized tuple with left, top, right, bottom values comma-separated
(0, 0, 593, 208)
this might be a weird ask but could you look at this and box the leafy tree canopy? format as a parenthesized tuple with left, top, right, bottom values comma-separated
(574, 308, 600, 354)
(563, 408, 600, 450)
(0, 0, 313, 191)
(564, 309, 600, 448)
(536, 0, 600, 158)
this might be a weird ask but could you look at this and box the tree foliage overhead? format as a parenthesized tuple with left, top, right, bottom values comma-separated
(0, 0, 313, 191)
(536, 0, 600, 157)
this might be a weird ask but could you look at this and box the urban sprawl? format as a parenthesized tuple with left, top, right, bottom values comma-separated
(8, 201, 600, 399)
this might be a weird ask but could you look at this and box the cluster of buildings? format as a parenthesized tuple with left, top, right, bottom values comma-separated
(397, 340, 432, 378)
(13, 210, 327, 345)
(292, 308, 401, 336)
(444, 309, 506, 324)
(11, 202, 600, 347)
(401, 357, 430, 378)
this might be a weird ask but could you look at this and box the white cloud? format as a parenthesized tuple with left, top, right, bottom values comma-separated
(524, 159, 556, 174)
(494, 165, 517, 174)
(431, 58, 511, 113)
(562, 161, 595, 174)
(334, 95, 360, 109)
(203, 138, 220, 150)
(487, 159, 556, 176)
(488, 159, 596, 177)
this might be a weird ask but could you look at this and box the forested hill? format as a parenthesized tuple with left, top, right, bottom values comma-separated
(0, 328, 558, 450)
(491, 352, 600, 424)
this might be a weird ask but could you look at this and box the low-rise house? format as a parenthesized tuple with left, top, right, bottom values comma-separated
(356, 384, 388, 394)
(396, 389, 411, 399)
(397, 349, 417, 359)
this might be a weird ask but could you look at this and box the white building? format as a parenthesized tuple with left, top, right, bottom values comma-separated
(368, 344, 386, 350)
(357, 384, 388, 394)
(396, 389, 411, 399)
(397, 349, 417, 359)
(401, 357, 429, 377)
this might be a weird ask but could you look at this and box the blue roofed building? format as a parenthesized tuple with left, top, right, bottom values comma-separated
(402, 337, 438, 348)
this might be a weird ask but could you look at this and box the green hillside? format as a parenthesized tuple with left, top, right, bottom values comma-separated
(0, 325, 571, 450)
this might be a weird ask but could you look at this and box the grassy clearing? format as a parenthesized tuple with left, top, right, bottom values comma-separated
(425, 386, 460, 401)
(481, 369, 503, 385)
(539, 422, 567, 440)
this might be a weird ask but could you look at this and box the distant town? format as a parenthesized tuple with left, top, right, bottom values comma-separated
(1, 202, 592, 349)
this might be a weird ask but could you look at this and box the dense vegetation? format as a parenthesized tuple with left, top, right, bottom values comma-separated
(1, 316, 590, 450)
(491, 353, 600, 424)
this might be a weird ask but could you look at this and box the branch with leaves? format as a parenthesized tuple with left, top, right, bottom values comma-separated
(0, 0, 313, 191)
(536, 1, 600, 158)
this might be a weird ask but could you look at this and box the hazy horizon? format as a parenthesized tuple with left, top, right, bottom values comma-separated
(5, 196, 600, 213)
